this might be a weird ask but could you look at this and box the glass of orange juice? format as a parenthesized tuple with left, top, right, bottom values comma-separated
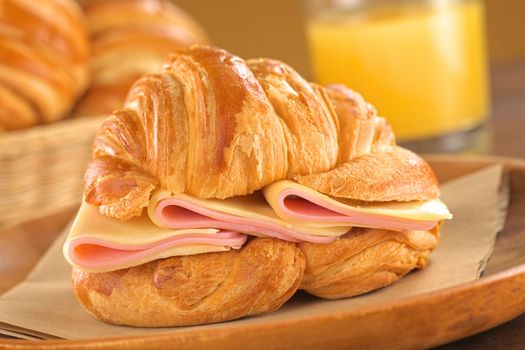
(305, 0, 490, 152)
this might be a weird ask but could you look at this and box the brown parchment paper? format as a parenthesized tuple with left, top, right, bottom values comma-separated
(0, 165, 509, 339)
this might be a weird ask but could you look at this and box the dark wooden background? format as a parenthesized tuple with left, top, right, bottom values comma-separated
(435, 64, 525, 349)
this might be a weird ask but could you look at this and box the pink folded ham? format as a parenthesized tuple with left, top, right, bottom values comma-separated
(64, 202, 253, 272)
(67, 231, 247, 271)
(65, 181, 449, 272)
(274, 188, 441, 231)
(154, 198, 338, 244)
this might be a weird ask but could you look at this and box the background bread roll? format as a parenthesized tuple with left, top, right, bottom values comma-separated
(74, 0, 208, 118)
(0, 0, 90, 131)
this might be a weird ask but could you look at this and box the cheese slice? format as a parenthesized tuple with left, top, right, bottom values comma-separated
(63, 202, 247, 273)
(148, 190, 351, 242)
(263, 180, 452, 231)
(65, 179, 451, 273)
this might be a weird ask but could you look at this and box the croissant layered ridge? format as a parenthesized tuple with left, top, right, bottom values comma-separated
(85, 45, 436, 220)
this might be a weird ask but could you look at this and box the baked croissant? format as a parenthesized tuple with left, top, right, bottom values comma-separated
(84, 45, 438, 220)
(68, 45, 450, 327)
(0, 0, 90, 131)
(73, 0, 208, 118)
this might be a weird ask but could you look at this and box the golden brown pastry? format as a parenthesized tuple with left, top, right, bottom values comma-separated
(84, 45, 438, 220)
(295, 147, 439, 202)
(0, 0, 90, 131)
(68, 45, 450, 327)
(72, 238, 305, 327)
(73, 0, 208, 118)
(299, 226, 440, 299)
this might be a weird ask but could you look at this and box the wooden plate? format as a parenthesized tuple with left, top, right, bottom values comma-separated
(1, 155, 525, 350)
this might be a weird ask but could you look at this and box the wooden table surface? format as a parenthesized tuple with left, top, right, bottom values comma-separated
(437, 63, 525, 349)
(0, 63, 523, 349)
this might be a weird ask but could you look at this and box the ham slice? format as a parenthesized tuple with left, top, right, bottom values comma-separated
(263, 181, 452, 232)
(64, 202, 249, 272)
(151, 194, 339, 244)
(66, 231, 247, 271)
(65, 181, 451, 273)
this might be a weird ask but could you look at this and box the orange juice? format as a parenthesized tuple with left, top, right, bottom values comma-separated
(306, 0, 489, 141)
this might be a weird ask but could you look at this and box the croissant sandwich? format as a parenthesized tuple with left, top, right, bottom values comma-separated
(63, 45, 452, 327)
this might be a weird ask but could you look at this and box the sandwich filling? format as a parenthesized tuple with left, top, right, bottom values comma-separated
(65, 181, 451, 273)
(149, 190, 347, 243)
(263, 181, 451, 231)
(64, 203, 247, 272)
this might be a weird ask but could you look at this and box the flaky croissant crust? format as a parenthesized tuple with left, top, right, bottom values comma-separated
(73, 226, 439, 327)
(299, 225, 440, 299)
(84, 45, 438, 220)
(73, 237, 305, 327)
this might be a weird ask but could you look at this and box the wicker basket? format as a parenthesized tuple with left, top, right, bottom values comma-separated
(0, 116, 104, 229)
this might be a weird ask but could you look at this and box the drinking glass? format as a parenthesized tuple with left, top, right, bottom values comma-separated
(305, 0, 490, 152)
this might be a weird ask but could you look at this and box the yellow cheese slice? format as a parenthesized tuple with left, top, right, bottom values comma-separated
(68, 201, 219, 244)
(148, 190, 352, 237)
(262, 180, 453, 228)
(63, 202, 230, 272)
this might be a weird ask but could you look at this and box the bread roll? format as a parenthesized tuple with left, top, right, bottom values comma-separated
(0, 0, 90, 131)
(74, 0, 208, 118)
